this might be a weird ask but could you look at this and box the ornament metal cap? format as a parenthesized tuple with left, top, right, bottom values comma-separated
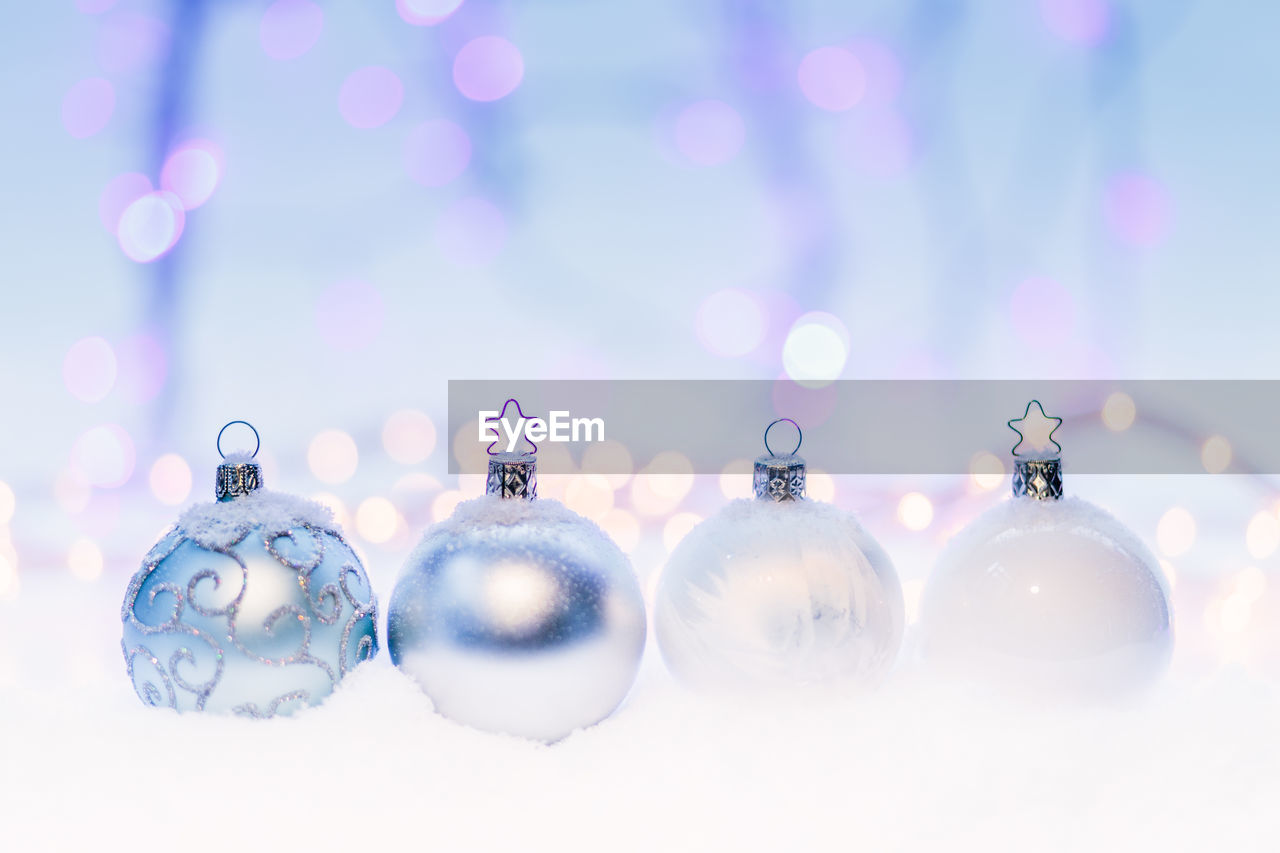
(753, 418, 807, 502)
(1007, 401, 1064, 501)
(215, 420, 263, 501)
(487, 452, 537, 500)
(483, 399, 538, 500)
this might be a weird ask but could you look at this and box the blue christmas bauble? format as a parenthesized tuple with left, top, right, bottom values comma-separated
(388, 494, 646, 742)
(121, 489, 378, 717)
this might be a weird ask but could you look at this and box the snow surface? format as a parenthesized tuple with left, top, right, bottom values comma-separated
(4, 566, 1280, 852)
(0, 493, 1275, 850)
(176, 489, 337, 551)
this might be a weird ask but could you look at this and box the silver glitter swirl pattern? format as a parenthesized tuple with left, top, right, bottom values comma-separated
(121, 521, 378, 717)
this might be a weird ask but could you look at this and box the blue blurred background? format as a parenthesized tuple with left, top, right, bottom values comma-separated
(2, 0, 1278, 686)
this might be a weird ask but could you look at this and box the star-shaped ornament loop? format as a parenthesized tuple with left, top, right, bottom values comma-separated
(1007, 400, 1063, 459)
(485, 398, 539, 457)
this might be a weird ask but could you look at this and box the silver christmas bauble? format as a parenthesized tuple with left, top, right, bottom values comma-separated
(655, 498, 905, 691)
(918, 496, 1173, 700)
(388, 493, 646, 741)
(122, 480, 378, 717)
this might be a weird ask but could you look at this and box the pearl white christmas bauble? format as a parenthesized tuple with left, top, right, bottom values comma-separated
(918, 497, 1173, 700)
(656, 498, 904, 691)
(388, 493, 646, 741)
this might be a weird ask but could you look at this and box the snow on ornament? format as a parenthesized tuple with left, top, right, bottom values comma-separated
(917, 401, 1173, 701)
(388, 400, 646, 742)
(121, 421, 378, 717)
(655, 418, 904, 692)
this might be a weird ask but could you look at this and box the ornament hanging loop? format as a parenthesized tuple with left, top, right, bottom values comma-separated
(215, 421, 263, 501)
(755, 417, 806, 502)
(763, 417, 802, 458)
(1006, 400, 1062, 459)
(1006, 401, 1064, 501)
(217, 420, 261, 460)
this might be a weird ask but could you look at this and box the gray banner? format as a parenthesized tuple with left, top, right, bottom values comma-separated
(447, 380, 1280, 476)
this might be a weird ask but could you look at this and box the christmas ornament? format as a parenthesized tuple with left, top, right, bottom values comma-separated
(918, 401, 1173, 700)
(655, 419, 904, 691)
(387, 417, 646, 742)
(121, 421, 378, 717)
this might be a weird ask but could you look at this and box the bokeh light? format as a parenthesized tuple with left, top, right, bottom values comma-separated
(696, 289, 765, 357)
(404, 120, 471, 187)
(1201, 435, 1232, 474)
(149, 453, 192, 506)
(1104, 173, 1171, 247)
(68, 539, 104, 582)
(897, 492, 934, 531)
(1010, 277, 1076, 347)
(98, 173, 152, 233)
(1040, 0, 1111, 47)
(260, 0, 323, 61)
(452, 422, 490, 482)
(969, 451, 1004, 491)
(71, 424, 136, 488)
(315, 280, 384, 351)
(62, 337, 117, 404)
(117, 191, 185, 263)
(580, 440, 634, 489)
(356, 497, 399, 544)
(719, 459, 753, 500)
(339, 66, 403, 129)
(561, 475, 613, 522)
(1246, 511, 1280, 560)
(1101, 391, 1136, 431)
(308, 429, 359, 484)
(383, 410, 437, 465)
(782, 312, 849, 387)
(391, 472, 441, 520)
(453, 36, 524, 102)
(807, 470, 835, 502)
(432, 489, 465, 522)
(797, 46, 866, 112)
(160, 140, 223, 210)
(436, 197, 507, 266)
(396, 0, 464, 26)
(61, 77, 115, 139)
(848, 39, 903, 105)
(598, 509, 640, 554)
(311, 492, 351, 530)
(1156, 507, 1196, 557)
(631, 452, 694, 515)
(674, 100, 745, 166)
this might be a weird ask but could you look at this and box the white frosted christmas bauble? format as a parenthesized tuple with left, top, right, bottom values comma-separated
(655, 498, 904, 691)
(918, 496, 1173, 700)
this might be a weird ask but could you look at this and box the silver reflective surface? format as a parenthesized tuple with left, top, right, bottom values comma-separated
(655, 500, 904, 691)
(388, 501, 646, 742)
